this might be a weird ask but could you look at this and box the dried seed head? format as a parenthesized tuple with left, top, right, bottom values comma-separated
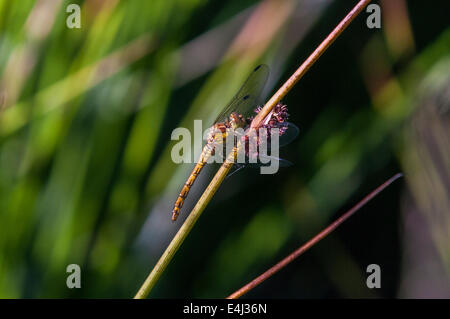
(240, 102, 290, 160)
(250, 102, 289, 135)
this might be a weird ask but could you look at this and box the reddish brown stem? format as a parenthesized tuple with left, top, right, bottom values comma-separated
(227, 173, 403, 299)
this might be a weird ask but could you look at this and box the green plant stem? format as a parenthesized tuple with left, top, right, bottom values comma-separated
(134, 151, 236, 299)
(134, 0, 372, 299)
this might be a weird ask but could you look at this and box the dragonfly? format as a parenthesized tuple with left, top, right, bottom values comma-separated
(171, 64, 298, 221)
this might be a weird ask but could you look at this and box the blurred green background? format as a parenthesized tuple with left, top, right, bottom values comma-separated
(0, 0, 449, 298)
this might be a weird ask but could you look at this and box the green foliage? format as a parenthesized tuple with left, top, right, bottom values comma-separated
(0, 0, 448, 298)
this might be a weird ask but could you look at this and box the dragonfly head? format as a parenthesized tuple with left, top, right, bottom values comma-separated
(229, 112, 246, 130)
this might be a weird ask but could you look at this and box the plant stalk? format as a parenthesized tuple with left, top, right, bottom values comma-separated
(227, 173, 403, 299)
(134, 0, 372, 299)
(134, 151, 236, 299)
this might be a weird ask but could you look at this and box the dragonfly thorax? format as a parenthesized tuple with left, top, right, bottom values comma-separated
(228, 112, 246, 130)
(205, 112, 247, 151)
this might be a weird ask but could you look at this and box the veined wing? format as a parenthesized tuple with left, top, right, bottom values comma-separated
(270, 122, 299, 147)
(225, 155, 293, 179)
(214, 64, 270, 123)
(228, 121, 298, 167)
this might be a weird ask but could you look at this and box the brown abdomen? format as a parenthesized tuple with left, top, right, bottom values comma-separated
(171, 149, 210, 221)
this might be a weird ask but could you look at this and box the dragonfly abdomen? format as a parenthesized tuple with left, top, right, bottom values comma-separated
(171, 146, 212, 221)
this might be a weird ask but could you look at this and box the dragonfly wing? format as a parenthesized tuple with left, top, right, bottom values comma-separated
(225, 163, 246, 180)
(274, 122, 299, 147)
(225, 156, 291, 180)
(246, 155, 293, 168)
(214, 64, 270, 123)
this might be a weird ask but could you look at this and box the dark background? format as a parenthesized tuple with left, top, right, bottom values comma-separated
(0, 0, 449, 298)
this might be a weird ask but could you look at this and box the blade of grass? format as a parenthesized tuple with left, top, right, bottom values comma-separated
(134, 0, 372, 299)
(227, 173, 403, 299)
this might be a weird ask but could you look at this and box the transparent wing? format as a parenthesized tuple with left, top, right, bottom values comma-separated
(237, 155, 292, 168)
(251, 155, 293, 167)
(214, 64, 270, 123)
(272, 122, 299, 147)
(226, 157, 292, 179)
(227, 121, 298, 169)
(225, 164, 246, 180)
(225, 156, 292, 180)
